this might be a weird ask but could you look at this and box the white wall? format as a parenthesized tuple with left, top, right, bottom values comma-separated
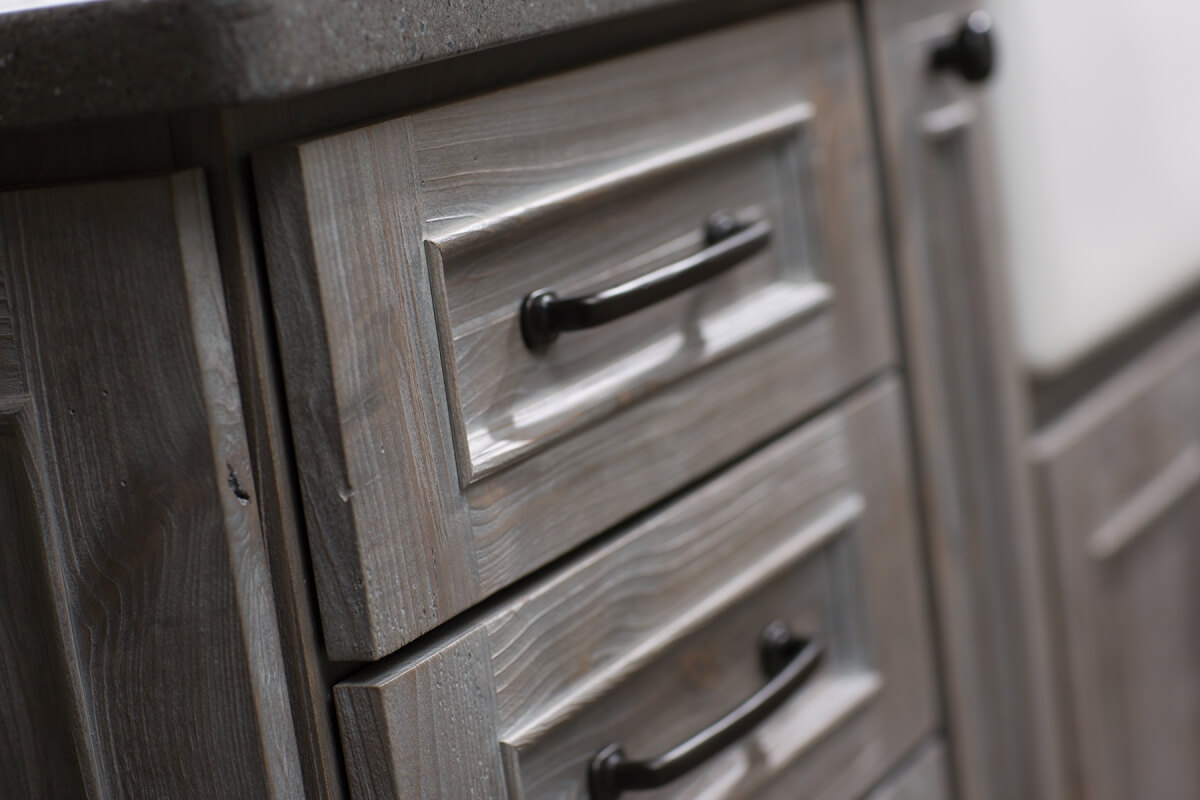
(985, 0, 1200, 375)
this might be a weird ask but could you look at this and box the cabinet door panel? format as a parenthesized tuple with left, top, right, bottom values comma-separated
(1033, 316, 1200, 800)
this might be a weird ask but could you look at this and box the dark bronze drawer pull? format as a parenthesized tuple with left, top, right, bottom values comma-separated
(520, 211, 772, 350)
(587, 621, 822, 800)
(931, 11, 995, 84)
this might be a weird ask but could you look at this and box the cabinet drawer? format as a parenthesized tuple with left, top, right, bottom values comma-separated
(255, 1, 893, 661)
(335, 379, 935, 799)
(1032, 316, 1200, 800)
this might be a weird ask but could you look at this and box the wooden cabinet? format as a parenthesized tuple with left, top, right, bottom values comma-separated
(1032, 316, 1200, 800)
(0, 2, 979, 798)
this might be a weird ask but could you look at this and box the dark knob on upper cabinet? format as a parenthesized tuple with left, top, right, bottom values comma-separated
(931, 11, 995, 83)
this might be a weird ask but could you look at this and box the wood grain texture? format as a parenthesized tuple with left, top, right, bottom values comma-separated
(0, 266, 22, 398)
(254, 125, 481, 661)
(0, 414, 88, 799)
(862, 741, 952, 800)
(861, 2, 1070, 799)
(335, 378, 936, 799)
(255, 1, 894, 661)
(0, 171, 304, 797)
(753, 378, 940, 800)
(503, 528, 880, 799)
(336, 628, 507, 800)
(1032, 312, 1200, 800)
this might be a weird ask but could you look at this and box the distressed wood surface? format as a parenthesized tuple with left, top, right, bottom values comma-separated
(336, 378, 936, 799)
(1032, 312, 1200, 800)
(0, 171, 304, 797)
(862, 2, 1070, 799)
(255, 1, 894, 661)
(862, 741, 952, 800)
(0, 269, 22, 399)
(255, 125, 481, 661)
(337, 628, 507, 800)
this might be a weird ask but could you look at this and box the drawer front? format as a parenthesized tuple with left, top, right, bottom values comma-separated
(335, 379, 936, 799)
(255, 1, 894, 661)
(431, 109, 828, 483)
(1032, 317, 1200, 800)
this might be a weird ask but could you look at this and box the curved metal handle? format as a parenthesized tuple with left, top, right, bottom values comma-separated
(520, 211, 772, 350)
(931, 11, 996, 84)
(588, 622, 823, 800)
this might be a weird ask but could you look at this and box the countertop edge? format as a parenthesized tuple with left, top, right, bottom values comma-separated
(0, 0, 697, 129)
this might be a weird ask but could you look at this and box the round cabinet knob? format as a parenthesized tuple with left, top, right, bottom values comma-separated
(932, 11, 995, 83)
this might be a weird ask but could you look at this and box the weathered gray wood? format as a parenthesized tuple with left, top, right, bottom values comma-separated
(0, 414, 88, 799)
(336, 628, 507, 800)
(0, 267, 21, 398)
(1032, 312, 1200, 800)
(255, 2, 894, 661)
(0, 171, 304, 797)
(336, 378, 936, 799)
(254, 124, 482, 662)
(862, 741, 952, 800)
(861, 2, 1070, 799)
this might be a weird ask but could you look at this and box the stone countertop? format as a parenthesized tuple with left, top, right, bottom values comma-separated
(0, 0, 695, 129)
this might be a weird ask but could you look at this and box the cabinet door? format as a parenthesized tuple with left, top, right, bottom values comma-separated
(1033, 317, 1200, 800)
(862, 2, 1067, 799)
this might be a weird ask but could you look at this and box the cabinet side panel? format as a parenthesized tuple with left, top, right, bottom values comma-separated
(0, 172, 303, 798)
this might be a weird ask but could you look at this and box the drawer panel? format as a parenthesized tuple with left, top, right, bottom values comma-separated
(431, 107, 828, 482)
(255, 1, 893, 661)
(335, 379, 936, 799)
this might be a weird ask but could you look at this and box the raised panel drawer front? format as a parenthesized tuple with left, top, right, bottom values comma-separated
(1032, 316, 1200, 800)
(334, 379, 936, 799)
(255, 1, 894, 661)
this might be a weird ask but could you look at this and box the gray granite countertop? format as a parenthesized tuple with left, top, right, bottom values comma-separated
(0, 0, 694, 129)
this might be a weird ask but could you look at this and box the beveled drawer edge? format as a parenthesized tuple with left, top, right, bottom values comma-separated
(498, 491, 866, 748)
(423, 102, 814, 256)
